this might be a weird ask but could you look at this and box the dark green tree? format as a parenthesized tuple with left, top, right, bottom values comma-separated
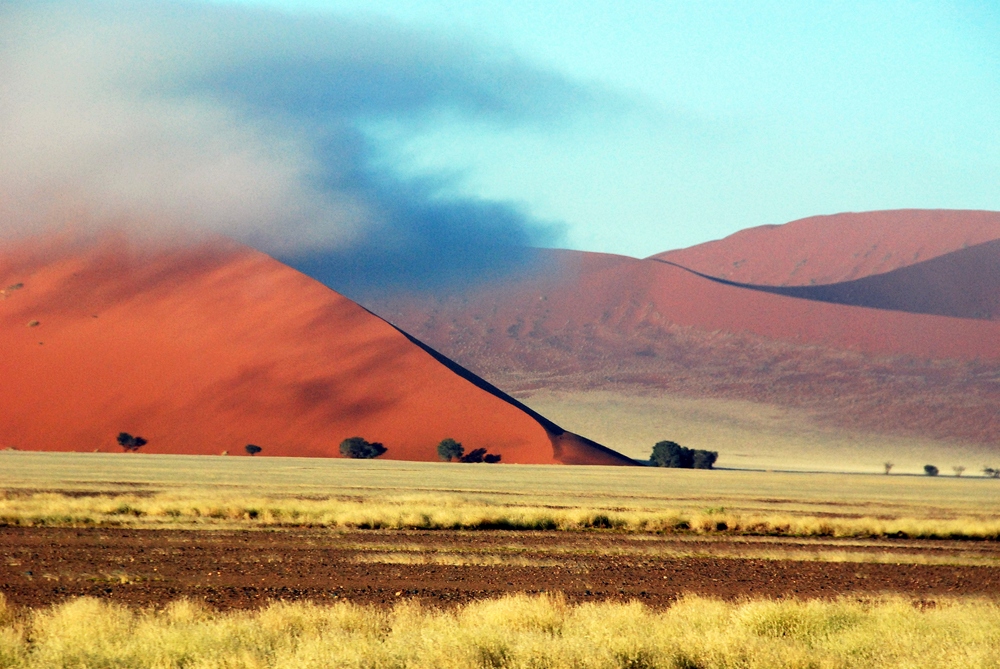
(340, 437, 387, 459)
(924, 464, 939, 476)
(117, 432, 147, 452)
(437, 438, 464, 462)
(692, 450, 718, 470)
(651, 441, 692, 468)
(651, 441, 717, 469)
(245, 444, 262, 456)
(460, 447, 487, 463)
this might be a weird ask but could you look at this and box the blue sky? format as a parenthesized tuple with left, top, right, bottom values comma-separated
(2, 1, 997, 292)
(213, 0, 1000, 256)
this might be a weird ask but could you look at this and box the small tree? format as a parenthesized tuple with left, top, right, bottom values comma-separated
(339, 437, 387, 459)
(953, 465, 966, 477)
(651, 441, 692, 468)
(692, 450, 718, 470)
(983, 467, 1000, 479)
(883, 462, 894, 475)
(245, 444, 262, 456)
(117, 432, 147, 452)
(460, 447, 488, 463)
(924, 464, 939, 477)
(483, 453, 502, 464)
(437, 438, 464, 462)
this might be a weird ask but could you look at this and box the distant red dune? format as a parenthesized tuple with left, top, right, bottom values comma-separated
(676, 238, 1000, 320)
(653, 210, 1000, 286)
(370, 235, 1000, 444)
(0, 234, 632, 465)
(381, 248, 999, 363)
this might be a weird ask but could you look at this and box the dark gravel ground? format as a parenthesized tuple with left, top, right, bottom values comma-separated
(2, 527, 998, 610)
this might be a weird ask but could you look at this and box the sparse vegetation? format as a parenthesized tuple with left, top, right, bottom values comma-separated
(4, 490, 1000, 539)
(116, 433, 147, 452)
(339, 437, 387, 459)
(924, 464, 939, 477)
(458, 447, 502, 464)
(3, 452, 1000, 539)
(884, 461, 893, 475)
(245, 444, 262, 456)
(1, 593, 999, 668)
(953, 465, 966, 477)
(650, 441, 718, 469)
(437, 438, 464, 462)
(984, 467, 1000, 479)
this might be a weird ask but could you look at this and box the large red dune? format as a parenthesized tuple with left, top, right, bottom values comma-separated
(0, 234, 632, 465)
(653, 210, 1000, 286)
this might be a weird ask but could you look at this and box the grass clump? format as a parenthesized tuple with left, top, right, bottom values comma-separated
(3, 491, 1000, 540)
(1, 593, 1000, 668)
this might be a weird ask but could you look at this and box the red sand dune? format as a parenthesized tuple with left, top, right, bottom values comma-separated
(369, 245, 1000, 443)
(0, 234, 631, 465)
(692, 238, 1000, 320)
(653, 210, 1000, 286)
(378, 248, 1000, 363)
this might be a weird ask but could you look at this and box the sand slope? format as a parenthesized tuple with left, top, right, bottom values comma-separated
(0, 234, 631, 465)
(694, 238, 1000, 320)
(653, 210, 1000, 286)
(369, 244, 1000, 447)
(381, 248, 999, 362)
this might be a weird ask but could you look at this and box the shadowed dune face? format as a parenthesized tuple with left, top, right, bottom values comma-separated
(0, 235, 632, 465)
(682, 238, 1000, 320)
(653, 210, 1000, 286)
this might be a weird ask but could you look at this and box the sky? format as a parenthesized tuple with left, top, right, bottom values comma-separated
(220, 0, 1000, 256)
(2, 1, 998, 292)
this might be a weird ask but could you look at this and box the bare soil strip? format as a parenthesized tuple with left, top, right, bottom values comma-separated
(3, 528, 998, 610)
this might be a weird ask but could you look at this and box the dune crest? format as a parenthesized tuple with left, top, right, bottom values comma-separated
(653, 210, 1000, 286)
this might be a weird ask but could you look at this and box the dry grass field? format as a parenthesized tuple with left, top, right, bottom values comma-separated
(2, 593, 1000, 668)
(3, 451, 1000, 668)
(2, 451, 1000, 539)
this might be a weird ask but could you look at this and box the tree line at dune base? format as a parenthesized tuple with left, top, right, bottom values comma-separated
(110, 433, 720, 469)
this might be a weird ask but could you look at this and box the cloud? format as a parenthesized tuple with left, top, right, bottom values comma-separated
(0, 1, 591, 289)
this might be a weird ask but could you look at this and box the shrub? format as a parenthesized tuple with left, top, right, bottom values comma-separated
(984, 467, 1000, 479)
(116, 432, 147, 452)
(454, 447, 502, 463)
(651, 441, 690, 468)
(651, 441, 718, 469)
(437, 438, 464, 462)
(339, 437, 387, 459)
(461, 448, 488, 463)
(245, 444, 262, 456)
(692, 450, 718, 469)
(924, 464, 939, 476)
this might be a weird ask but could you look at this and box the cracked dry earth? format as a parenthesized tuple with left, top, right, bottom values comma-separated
(3, 528, 999, 610)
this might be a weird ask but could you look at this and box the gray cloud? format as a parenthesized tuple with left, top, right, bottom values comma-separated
(0, 1, 592, 288)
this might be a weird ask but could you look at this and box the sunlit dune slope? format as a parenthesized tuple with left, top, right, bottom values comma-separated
(653, 210, 1000, 286)
(0, 235, 632, 465)
(695, 238, 1000, 320)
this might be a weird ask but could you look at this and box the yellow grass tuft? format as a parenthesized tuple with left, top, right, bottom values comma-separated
(3, 490, 1000, 540)
(1, 593, 1000, 668)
